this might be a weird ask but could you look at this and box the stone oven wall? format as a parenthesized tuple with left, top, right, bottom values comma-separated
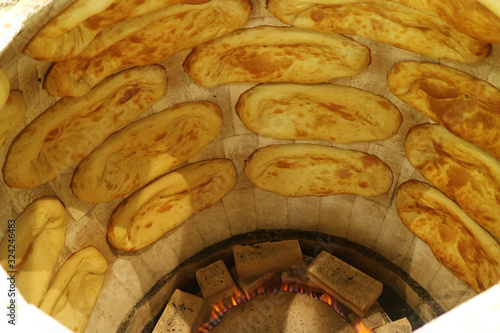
(1, 0, 499, 332)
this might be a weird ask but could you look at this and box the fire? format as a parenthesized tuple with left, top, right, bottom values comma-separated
(355, 321, 372, 333)
(198, 280, 348, 332)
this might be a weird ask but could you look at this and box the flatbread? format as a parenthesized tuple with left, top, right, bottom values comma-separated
(396, 180, 500, 293)
(405, 124, 500, 239)
(107, 159, 237, 251)
(24, 0, 209, 61)
(244, 143, 393, 197)
(3, 65, 167, 188)
(43, 0, 251, 97)
(0, 68, 25, 149)
(388, 61, 500, 159)
(71, 101, 222, 203)
(236, 83, 401, 143)
(39, 246, 108, 333)
(0, 197, 68, 306)
(183, 26, 371, 88)
(267, 0, 491, 63)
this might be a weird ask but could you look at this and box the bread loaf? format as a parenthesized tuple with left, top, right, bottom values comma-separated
(3, 65, 167, 189)
(388, 61, 500, 159)
(236, 83, 401, 143)
(244, 144, 392, 197)
(267, 0, 490, 63)
(0, 68, 25, 149)
(107, 159, 237, 251)
(43, 0, 251, 97)
(24, 0, 210, 62)
(405, 124, 500, 239)
(183, 26, 371, 88)
(71, 101, 222, 203)
(0, 197, 67, 306)
(396, 180, 500, 293)
(39, 246, 108, 333)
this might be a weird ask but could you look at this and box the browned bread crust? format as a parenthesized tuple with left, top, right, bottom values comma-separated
(3, 65, 167, 188)
(107, 159, 237, 251)
(244, 143, 392, 197)
(71, 101, 222, 203)
(183, 26, 371, 88)
(388, 61, 500, 159)
(405, 124, 500, 239)
(267, 0, 492, 63)
(236, 83, 401, 143)
(42, 0, 251, 97)
(396, 180, 500, 293)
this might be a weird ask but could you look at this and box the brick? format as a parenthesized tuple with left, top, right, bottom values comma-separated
(307, 251, 383, 316)
(281, 256, 324, 293)
(196, 260, 239, 304)
(233, 239, 303, 280)
(153, 289, 207, 333)
(348, 302, 391, 330)
(231, 266, 280, 297)
(373, 318, 412, 333)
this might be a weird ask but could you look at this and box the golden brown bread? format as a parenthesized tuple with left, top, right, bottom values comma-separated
(405, 124, 500, 239)
(478, 0, 500, 19)
(244, 143, 392, 197)
(24, 0, 209, 62)
(107, 159, 237, 251)
(267, 0, 491, 63)
(39, 246, 108, 333)
(236, 83, 401, 143)
(0, 197, 67, 306)
(3, 65, 167, 189)
(43, 0, 251, 97)
(71, 101, 222, 203)
(396, 180, 500, 293)
(0, 68, 25, 149)
(183, 26, 371, 88)
(388, 61, 500, 159)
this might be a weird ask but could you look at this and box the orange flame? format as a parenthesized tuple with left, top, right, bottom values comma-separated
(355, 321, 372, 333)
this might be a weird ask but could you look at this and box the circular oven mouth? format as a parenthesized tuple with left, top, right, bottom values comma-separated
(116, 229, 445, 333)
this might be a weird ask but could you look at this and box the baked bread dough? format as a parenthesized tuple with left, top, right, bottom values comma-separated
(71, 101, 222, 203)
(236, 83, 401, 143)
(24, 0, 210, 62)
(43, 0, 251, 97)
(0, 196, 68, 306)
(107, 159, 237, 251)
(244, 143, 392, 197)
(39, 246, 108, 333)
(3, 65, 167, 189)
(267, 0, 491, 63)
(405, 124, 500, 239)
(0, 68, 25, 149)
(183, 26, 371, 88)
(396, 180, 500, 293)
(388, 61, 500, 159)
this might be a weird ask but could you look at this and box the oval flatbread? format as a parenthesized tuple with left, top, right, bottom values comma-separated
(405, 124, 500, 239)
(71, 101, 222, 203)
(107, 159, 237, 251)
(244, 144, 392, 197)
(24, 0, 210, 62)
(183, 26, 371, 88)
(0, 67, 26, 149)
(236, 83, 401, 143)
(43, 0, 251, 97)
(388, 61, 500, 159)
(39, 246, 108, 333)
(396, 180, 500, 293)
(0, 197, 68, 306)
(3, 65, 167, 189)
(267, 0, 490, 63)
